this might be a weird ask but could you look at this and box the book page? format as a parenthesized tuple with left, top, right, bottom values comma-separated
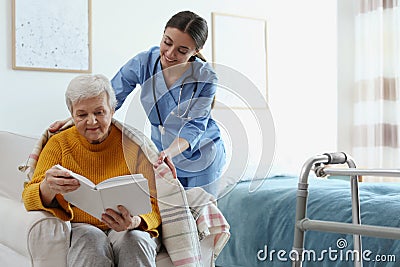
(95, 174, 146, 189)
(63, 186, 104, 219)
(98, 178, 151, 216)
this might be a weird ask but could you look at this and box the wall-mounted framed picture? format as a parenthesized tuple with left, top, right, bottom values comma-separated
(12, 0, 92, 73)
(211, 12, 268, 109)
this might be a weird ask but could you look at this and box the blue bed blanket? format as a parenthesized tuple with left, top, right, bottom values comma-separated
(216, 176, 400, 267)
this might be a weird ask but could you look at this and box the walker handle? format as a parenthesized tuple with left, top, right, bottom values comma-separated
(323, 152, 347, 165)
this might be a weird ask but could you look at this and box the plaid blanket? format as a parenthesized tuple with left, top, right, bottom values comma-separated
(19, 119, 230, 267)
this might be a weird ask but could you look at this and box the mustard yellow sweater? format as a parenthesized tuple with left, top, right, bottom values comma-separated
(22, 125, 161, 237)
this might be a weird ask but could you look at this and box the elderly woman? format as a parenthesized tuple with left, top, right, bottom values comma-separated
(22, 74, 161, 267)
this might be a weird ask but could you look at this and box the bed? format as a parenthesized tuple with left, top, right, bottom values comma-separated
(215, 173, 400, 267)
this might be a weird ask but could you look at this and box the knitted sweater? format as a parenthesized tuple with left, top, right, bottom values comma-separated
(22, 125, 161, 236)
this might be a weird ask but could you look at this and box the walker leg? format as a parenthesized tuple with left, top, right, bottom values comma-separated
(346, 157, 363, 267)
(292, 155, 328, 267)
(350, 175, 363, 267)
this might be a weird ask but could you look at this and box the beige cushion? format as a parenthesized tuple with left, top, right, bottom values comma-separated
(0, 131, 37, 200)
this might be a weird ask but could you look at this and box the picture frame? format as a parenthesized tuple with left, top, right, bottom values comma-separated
(211, 12, 268, 109)
(12, 0, 92, 73)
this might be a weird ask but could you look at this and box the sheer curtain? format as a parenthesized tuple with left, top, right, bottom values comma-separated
(353, 0, 400, 181)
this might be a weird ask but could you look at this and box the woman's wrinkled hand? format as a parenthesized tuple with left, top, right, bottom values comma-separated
(39, 165, 80, 207)
(101, 205, 142, 232)
(42, 166, 80, 195)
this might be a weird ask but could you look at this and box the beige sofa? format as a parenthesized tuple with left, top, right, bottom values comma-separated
(0, 131, 214, 267)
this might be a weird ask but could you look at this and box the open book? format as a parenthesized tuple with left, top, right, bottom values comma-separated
(55, 165, 152, 220)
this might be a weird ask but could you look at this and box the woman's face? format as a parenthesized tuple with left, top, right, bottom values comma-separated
(72, 92, 114, 144)
(159, 27, 198, 68)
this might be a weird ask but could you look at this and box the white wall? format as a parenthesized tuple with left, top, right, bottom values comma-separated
(0, 0, 338, 174)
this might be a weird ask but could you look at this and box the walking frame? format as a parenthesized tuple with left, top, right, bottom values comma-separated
(292, 152, 400, 267)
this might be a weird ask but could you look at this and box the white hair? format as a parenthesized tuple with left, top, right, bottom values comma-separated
(65, 74, 118, 113)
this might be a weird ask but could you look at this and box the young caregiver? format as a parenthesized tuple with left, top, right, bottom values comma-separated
(111, 11, 226, 196)
(50, 11, 225, 196)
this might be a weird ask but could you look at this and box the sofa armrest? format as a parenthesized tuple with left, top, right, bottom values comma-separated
(0, 197, 70, 267)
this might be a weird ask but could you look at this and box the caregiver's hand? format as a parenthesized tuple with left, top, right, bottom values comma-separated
(48, 117, 71, 133)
